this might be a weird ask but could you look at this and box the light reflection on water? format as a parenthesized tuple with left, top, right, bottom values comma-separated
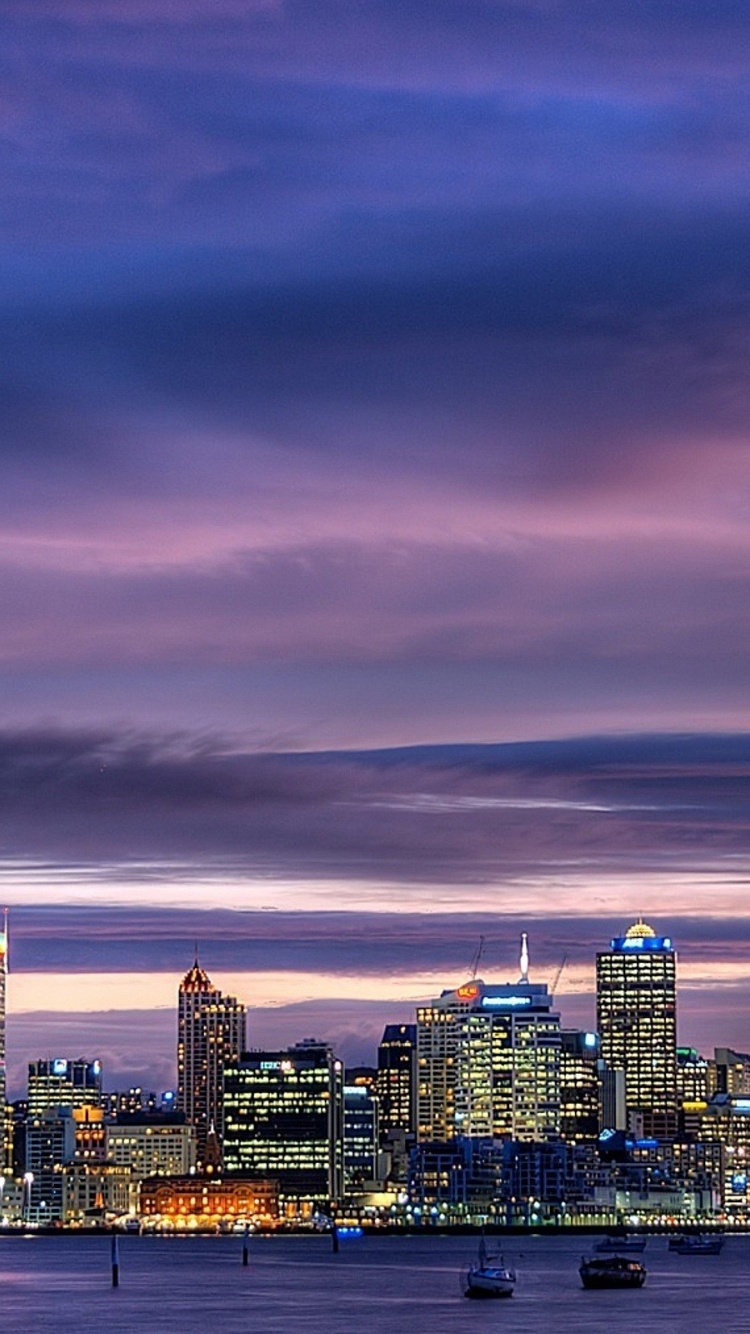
(2, 1233, 750, 1334)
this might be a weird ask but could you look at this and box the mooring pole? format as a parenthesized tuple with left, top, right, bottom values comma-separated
(242, 1225, 249, 1267)
(111, 1232, 120, 1288)
(331, 1223, 339, 1254)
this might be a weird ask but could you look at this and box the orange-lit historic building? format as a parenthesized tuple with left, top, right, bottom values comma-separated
(139, 1174, 278, 1229)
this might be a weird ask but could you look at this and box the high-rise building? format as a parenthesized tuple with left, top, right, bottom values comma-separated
(223, 1040, 345, 1209)
(417, 984, 478, 1141)
(27, 1059, 103, 1116)
(596, 920, 677, 1137)
(25, 1108, 76, 1222)
(418, 962, 561, 1143)
(0, 910, 7, 1122)
(377, 1024, 417, 1140)
(453, 983, 561, 1141)
(176, 956, 246, 1161)
(343, 1084, 380, 1189)
(559, 1030, 600, 1143)
(714, 1047, 750, 1097)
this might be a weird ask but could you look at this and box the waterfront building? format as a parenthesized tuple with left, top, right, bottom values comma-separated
(559, 1030, 600, 1143)
(377, 1024, 417, 1139)
(343, 1084, 379, 1189)
(139, 1173, 278, 1229)
(223, 1040, 344, 1210)
(501, 1140, 567, 1222)
(596, 920, 677, 1137)
(408, 1136, 504, 1211)
(698, 1093, 750, 1215)
(27, 1058, 103, 1116)
(25, 1108, 76, 1222)
(106, 1115, 196, 1178)
(418, 965, 561, 1142)
(176, 956, 246, 1162)
(61, 1162, 132, 1225)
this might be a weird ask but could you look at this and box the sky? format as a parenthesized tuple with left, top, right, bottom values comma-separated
(3, 0, 750, 1092)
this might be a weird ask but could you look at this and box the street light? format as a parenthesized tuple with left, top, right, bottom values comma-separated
(23, 1172, 34, 1225)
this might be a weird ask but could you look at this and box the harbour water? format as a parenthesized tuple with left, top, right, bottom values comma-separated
(3, 1232, 750, 1334)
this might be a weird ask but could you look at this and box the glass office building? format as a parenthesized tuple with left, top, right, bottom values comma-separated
(418, 979, 561, 1142)
(223, 1040, 344, 1210)
(596, 921, 677, 1137)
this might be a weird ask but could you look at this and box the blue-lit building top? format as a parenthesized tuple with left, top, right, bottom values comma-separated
(438, 980, 554, 1014)
(609, 932, 674, 953)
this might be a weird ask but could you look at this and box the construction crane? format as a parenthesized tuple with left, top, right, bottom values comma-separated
(550, 953, 568, 997)
(469, 934, 486, 980)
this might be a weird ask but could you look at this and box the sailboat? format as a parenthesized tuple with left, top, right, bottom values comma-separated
(463, 1233, 516, 1299)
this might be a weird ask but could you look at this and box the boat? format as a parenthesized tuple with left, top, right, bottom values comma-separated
(669, 1233, 724, 1255)
(595, 1232, 647, 1253)
(580, 1255, 647, 1289)
(463, 1234, 516, 1299)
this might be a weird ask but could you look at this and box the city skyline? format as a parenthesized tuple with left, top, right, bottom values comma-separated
(3, 2, 750, 1103)
(5, 909, 750, 1098)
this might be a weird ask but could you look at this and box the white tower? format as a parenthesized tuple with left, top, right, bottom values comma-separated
(519, 931, 530, 982)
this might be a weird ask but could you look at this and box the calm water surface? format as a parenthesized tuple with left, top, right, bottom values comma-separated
(2, 1233, 750, 1334)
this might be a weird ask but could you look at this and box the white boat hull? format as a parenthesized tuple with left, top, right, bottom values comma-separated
(465, 1266, 515, 1298)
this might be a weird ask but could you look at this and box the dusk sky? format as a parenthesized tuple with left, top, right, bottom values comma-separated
(3, 0, 750, 1092)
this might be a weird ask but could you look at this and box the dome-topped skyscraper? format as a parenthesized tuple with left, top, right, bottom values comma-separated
(596, 920, 677, 1138)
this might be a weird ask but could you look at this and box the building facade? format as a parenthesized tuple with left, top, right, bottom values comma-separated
(106, 1117, 196, 1178)
(223, 1040, 344, 1210)
(25, 1109, 77, 1222)
(418, 979, 561, 1143)
(28, 1059, 103, 1116)
(596, 921, 677, 1137)
(139, 1174, 279, 1229)
(559, 1030, 600, 1143)
(343, 1084, 379, 1189)
(176, 957, 246, 1161)
(377, 1024, 417, 1140)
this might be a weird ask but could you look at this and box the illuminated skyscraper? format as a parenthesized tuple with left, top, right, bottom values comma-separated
(559, 1029, 600, 1143)
(418, 971, 561, 1142)
(596, 920, 677, 1137)
(0, 909, 7, 1120)
(454, 982, 561, 1141)
(377, 1024, 417, 1139)
(223, 1040, 344, 1207)
(417, 983, 480, 1140)
(177, 957, 246, 1161)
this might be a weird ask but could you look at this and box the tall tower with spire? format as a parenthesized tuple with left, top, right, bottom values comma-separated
(177, 953, 246, 1164)
(0, 909, 7, 1117)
